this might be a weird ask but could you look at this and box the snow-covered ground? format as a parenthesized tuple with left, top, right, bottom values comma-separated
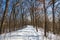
(0, 25, 60, 40)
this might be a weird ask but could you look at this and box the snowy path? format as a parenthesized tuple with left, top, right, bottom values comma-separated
(0, 25, 60, 40)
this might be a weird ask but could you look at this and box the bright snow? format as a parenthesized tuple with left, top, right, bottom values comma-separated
(0, 25, 60, 40)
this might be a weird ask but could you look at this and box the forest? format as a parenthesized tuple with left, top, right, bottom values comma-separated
(0, 0, 60, 37)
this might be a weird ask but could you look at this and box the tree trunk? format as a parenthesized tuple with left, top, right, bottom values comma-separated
(52, 0, 55, 34)
(43, 0, 47, 37)
(0, 0, 9, 34)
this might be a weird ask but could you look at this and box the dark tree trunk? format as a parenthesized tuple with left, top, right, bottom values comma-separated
(43, 0, 47, 37)
(52, 0, 55, 34)
(0, 0, 9, 34)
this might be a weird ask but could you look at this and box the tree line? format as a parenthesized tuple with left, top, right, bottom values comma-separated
(0, 0, 60, 37)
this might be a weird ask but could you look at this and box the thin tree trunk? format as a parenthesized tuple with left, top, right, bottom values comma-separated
(59, 13, 60, 34)
(43, 0, 47, 37)
(13, 6, 16, 31)
(52, 0, 55, 34)
(9, 12, 11, 32)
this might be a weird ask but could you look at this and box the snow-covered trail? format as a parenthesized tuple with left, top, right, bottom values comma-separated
(0, 25, 60, 40)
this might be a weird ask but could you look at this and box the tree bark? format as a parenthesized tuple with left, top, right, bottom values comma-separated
(43, 0, 47, 37)
(52, 0, 55, 34)
(0, 0, 9, 34)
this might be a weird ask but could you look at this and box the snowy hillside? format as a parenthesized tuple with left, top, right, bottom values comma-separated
(0, 25, 60, 40)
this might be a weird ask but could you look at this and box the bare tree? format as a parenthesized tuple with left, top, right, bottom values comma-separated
(43, 0, 47, 37)
(0, 0, 9, 34)
(52, 0, 55, 34)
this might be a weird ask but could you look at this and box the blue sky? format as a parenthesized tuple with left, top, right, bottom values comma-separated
(0, 0, 60, 18)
